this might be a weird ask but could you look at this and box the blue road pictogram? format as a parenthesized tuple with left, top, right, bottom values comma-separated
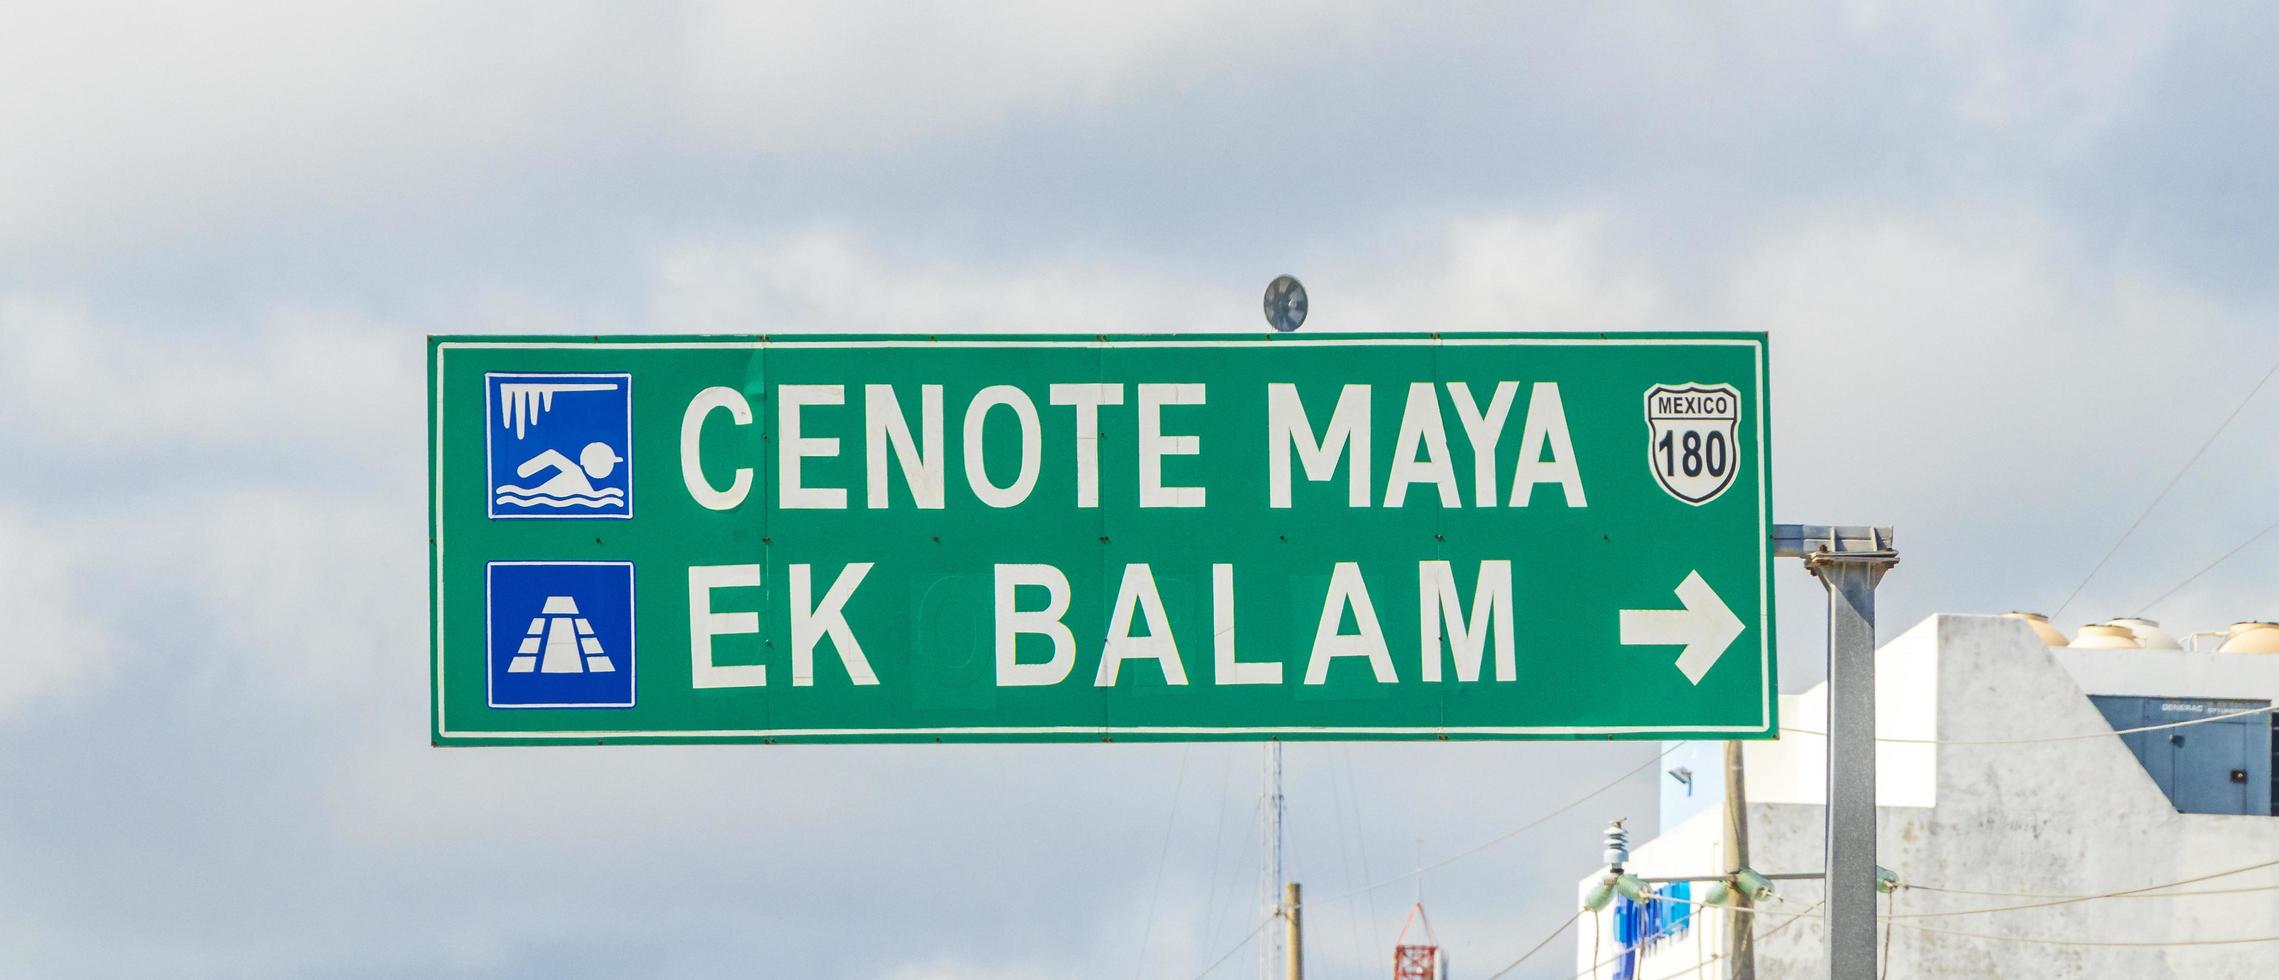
(488, 561, 635, 709)
(485, 372, 632, 519)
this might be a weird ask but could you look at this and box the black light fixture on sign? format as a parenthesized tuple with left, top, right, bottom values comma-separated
(1263, 275, 1307, 332)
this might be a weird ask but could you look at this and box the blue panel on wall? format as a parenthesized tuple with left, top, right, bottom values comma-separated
(2091, 695, 2272, 817)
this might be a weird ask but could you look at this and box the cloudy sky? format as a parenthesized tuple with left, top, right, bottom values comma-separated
(6, 2, 2279, 977)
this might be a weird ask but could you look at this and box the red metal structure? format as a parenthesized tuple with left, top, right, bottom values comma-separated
(1392, 902, 1439, 979)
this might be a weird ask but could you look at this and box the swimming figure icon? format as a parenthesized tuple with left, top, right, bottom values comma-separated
(495, 442, 626, 511)
(485, 373, 633, 519)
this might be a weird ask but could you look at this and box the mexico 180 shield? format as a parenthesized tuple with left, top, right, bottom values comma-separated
(1644, 382, 1741, 505)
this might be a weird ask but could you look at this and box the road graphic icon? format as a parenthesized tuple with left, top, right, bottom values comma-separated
(485, 373, 632, 519)
(487, 561, 635, 709)
(1643, 382, 1742, 506)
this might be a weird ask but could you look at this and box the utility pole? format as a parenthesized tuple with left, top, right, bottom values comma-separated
(1284, 882, 1303, 980)
(1722, 741, 1755, 980)
(1262, 742, 1285, 980)
(1258, 281, 1297, 980)
(1775, 525, 1897, 980)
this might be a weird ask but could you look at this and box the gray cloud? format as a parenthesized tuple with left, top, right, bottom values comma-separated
(5, 3, 2279, 978)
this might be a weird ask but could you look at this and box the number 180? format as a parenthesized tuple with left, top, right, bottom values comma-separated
(1656, 429, 1729, 479)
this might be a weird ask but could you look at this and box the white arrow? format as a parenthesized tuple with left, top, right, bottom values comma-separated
(1620, 570, 1746, 685)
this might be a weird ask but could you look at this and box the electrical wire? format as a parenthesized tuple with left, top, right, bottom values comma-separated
(1891, 921, 2279, 948)
(1194, 746, 1238, 956)
(1564, 899, 1824, 979)
(1889, 881, 2279, 914)
(1903, 881, 2279, 901)
(1337, 745, 1387, 961)
(1646, 892, 1821, 915)
(1589, 909, 1599, 980)
(1617, 859, 2279, 974)
(1782, 702, 2277, 744)
(1310, 742, 1688, 906)
(1481, 907, 1585, 980)
(1203, 788, 1265, 958)
(1130, 747, 1191, 980)
(1634, 882, 2279, 970)
(1759, 897, 1823, 931)
(2135, 516, 2279, 615)
(1187, 913, 1274, 980)
(1879, 888, 1896, 980)
(1641, 859, 2279, 925)
(1891, 856, 2279, 919)
(1322, 748, 1367, 975)
(2050, 353, 2279, 622)
(1608, 899, 1827, 980)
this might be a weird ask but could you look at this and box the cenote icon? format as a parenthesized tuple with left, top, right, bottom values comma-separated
(485, 372, 632, 518)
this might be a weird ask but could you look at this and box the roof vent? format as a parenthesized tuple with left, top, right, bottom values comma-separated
(2071, 623, 2141, 649)
(2216, 622, 2279, 654)
(2001, 611, 2068, 647)
(2105, 617, 2180, 650)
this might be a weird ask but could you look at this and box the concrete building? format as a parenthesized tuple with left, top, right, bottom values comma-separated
(1574, 614, 2279, 978)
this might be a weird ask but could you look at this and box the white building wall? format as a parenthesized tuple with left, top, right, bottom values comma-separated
(1580, 614, 2279, 979)
(1659, 625, 1939, 832)
(2056, 644, 2279, 703)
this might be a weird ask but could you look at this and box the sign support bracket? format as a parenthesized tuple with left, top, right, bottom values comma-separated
(1773, 524, 1897, 980)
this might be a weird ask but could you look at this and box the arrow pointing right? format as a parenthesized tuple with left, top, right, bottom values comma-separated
(1619, 570, 1746, 685)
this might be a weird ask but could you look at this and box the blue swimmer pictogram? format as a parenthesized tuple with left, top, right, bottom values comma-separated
(485, 373, 632, 518)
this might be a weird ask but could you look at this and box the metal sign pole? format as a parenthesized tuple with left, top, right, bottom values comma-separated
(1774, 525, 1896, 980)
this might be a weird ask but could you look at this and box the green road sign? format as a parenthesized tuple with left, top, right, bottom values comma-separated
(429, 334, 1774, 745)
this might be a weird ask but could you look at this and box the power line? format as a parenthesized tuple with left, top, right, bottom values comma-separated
(1322, 748, 1366, 975)
(1782, 702, 2278, 744)
(1603, 866, 2279, 971)
(1891, 921, 2279, 948)
(1635, 865, 2279, 966)
(1615, 900, 1827, 980)
(1481, 907, 1583, 980)
(1311, 742, 1686, 906)
(1131, 747, 1192, 980)
(1648, 892, 1818, 914)
(1564, 899, 1824, 980)
(1336, 746, 1386, 962)
(1195, 746, 1239, 958)
(1879, 890, 1896, 980)
(1890, 856, 2279, 919)
(1907, 880, 2279, 901)
(1201, 784, 1266, 961)
(1894, 881, 2279, 917)
(2134, 516, 2279, 615)
(2051, 354, 2279, 621)
(1558, 847, 2279, 975)
(1188, 914, 1274, 980)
